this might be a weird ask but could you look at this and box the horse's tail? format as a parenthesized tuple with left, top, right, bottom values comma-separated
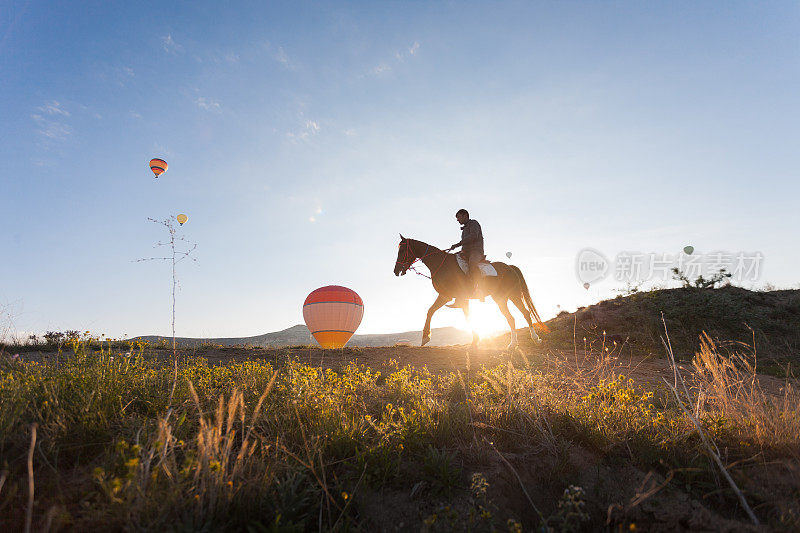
(510, 265, 549, 333)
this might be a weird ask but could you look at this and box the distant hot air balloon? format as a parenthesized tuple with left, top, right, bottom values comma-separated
(583, 282, 590, 290)
(177, 214, 188, 226)
(303, 286, 364, 349)
(683, 246, 694, 255)
(149, 158, 168, 178)
(506, 252, 512, 259)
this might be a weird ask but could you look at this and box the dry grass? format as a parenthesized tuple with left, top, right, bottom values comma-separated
(691, 333, 800, 454)
(0, 330, 798, 530)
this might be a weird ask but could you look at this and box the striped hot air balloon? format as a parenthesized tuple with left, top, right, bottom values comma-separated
(149, 158, 168, 178)
(303, 286, 364, 349)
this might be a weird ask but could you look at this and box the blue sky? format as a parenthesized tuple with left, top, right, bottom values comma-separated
(2, 1, 799, 339)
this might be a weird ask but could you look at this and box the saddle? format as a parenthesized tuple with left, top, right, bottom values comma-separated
(455, 253, 498, 277)
(446, 253, 494, 306)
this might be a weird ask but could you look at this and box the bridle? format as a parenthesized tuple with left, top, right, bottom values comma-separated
(395, 240, 416, 274)
(397, 239, 448, 280)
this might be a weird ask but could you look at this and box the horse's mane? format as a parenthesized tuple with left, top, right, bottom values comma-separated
(406, 238, 443, 254)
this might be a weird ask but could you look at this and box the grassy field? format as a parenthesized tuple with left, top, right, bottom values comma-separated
(1, 328, 798, 532)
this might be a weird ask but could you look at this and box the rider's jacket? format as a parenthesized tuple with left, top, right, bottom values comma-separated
(458, 219, 484, 256)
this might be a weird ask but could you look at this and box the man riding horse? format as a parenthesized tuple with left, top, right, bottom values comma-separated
(445, 208, 484, 307)
(394, 212, 548, 348)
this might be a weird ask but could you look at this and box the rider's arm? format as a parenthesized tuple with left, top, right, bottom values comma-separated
(449, 220, 479, 251)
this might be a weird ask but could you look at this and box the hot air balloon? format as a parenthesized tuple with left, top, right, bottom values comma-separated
(583, 282, 590, 290)
(683, 246, 694, 255)
(303, 286, 364, 348)
(149, 158, 168, 178)
(177, 214, 188, 226)
(506, 252, 512, 259)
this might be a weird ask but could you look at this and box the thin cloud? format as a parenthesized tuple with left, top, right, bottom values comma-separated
(32, 101, 72, 140)
(394, 41, 421, 62)
(210, 51, 239, 64)
(37, 101, 70, 117)
(371, 41, 421, 76)
(286, 120, 321, 142)
(195, 96, 221, 112)
(273, 46, 293, 69)
(94, 64, 135, 87)
(263, 41, 298, 69)
(373, 63, 391, 75)
(343, 128, 356, 137)
(161, 34, 182, 54)
(31, 113, 71, 140)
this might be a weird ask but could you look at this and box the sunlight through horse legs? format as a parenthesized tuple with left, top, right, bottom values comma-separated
(462, 303, 481, 348)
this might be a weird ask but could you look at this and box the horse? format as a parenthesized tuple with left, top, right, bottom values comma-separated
(393, 235, 548, 348)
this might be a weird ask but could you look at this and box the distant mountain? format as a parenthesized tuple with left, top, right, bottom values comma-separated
(133, 324, 473, 348)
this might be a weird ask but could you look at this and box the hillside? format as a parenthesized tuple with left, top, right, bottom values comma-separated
(121, 287, 800, 362)
(540, 286, 800, 362)
(134, 324, 473, 348)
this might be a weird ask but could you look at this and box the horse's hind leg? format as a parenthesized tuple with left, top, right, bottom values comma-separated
(495, 298, 518, 349)
(510, 295, 540, 343)
(422, 294, 450, 346)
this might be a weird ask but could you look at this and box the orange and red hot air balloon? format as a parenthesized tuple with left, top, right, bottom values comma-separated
(303, 286, 364, 348)
(149, 158, 168, 178)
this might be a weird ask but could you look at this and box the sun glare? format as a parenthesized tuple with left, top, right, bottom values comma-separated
(463, 300, 508, 338)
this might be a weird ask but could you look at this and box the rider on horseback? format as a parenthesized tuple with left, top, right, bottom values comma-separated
(446, 208, 484, 305)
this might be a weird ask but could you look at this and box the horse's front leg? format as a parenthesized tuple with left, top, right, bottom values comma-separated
(422, 294, 450, 346)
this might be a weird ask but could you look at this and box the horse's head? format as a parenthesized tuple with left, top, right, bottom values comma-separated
(394, 234, 415, 276)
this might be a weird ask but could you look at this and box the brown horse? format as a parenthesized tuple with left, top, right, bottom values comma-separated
(393, 236, 548, 348)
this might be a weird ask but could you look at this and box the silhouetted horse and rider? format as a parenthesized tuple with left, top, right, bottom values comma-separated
(394, 209, 547, 348)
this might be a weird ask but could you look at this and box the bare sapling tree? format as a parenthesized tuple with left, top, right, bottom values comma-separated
(671, 267, 732, 289)
(135, 216, 197, 397)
